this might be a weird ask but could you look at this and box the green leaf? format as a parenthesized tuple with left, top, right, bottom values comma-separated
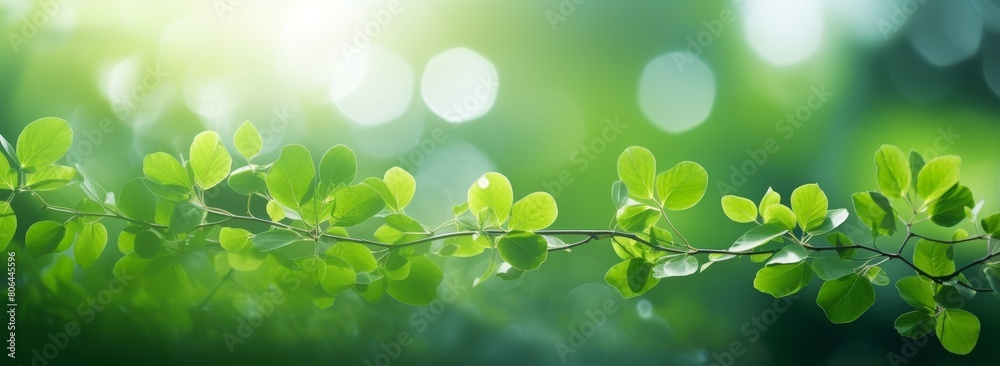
(826, 232, 856, 260)
(721, 195, 758, 223)
(142, 152, 191, 189)
(468, 172, 513, 227)
(605, 259, 659, 298)
(321, 257, 356, 296)
(452, 202, 469, 217)
(0, 154, 17, 191)
(16, 117, 73, 171)
(729, 223, 789, 252)
(509, 192, 558, 231)
(228, 247, 266, 271)
(982, 213, 1000, 240)
(331, 184, 384, 227)
(252, 229, 304, 252)
(356, 275, 387, 302)
(615, 204, 661, 232)
(909, 149, 925, 192)
(0, 133, 18, 166)
(117, 178, 156, 222)
(611, 237, 655, 261)
(386, 255, 443, 306)
(759, 187, 781, 216)
(929, 184, 974, 227)
(25, 164, 79, 191)
(168, 200, 206, 234)
(496, 263, 525, 281)
(266, 200, 285, 222)
(753, 262, 813, 298)
(896, 276, 936, 313)
(318, 145, 357, 195)
(0, 202, 15, 252)
(617, 146, 656, 200)
(913, 239, 955, 277)
(25, 221, 72, 257)
(916, 155, 961, 203)
(440, 235, 488, 257)
(133, 229, 162, 259)
(384, 251, 411, 280)
(808, 209, 849, 235)
(852, 191, 897, 238)
(383, 167, 416, 212)
(762, 204, 796, 230)
(983, 264, 1000, 294)
(75, 166, 108, 204)
(791, 183, 828, 232)
(74, 223, 108, 268)
(653, 255, 698, 278)
(496, 231, 548, 271)
(895, 311, 936, 339)
(374, 214, 428, 244)
(327, 242, 377, 273)
(233, 121, 263, 160)
(655, 161, 708, 211)
(936, 309, 980, 355)
(611, 181, 628, 209)
(219, 227, 252, 251)
(189, 131, 232, 190)
(626, 258, 652, 292)
(865, 266, 890, 286)
(227, 166, 267, 196)
(816, 274, 876, 324)
(811, 257, 856, 281)
(875, 145, 911, 199)
(265, 144, 315, 212)
(767, 245, 808, 266)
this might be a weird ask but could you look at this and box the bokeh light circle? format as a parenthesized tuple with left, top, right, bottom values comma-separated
(637, 52, 716, 134)
(742, 0, 825, 66)
(332, 45, 414, 127)
(421, 47, 500, 124)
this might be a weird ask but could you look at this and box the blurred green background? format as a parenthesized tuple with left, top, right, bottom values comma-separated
(2, 0, 1000, 365)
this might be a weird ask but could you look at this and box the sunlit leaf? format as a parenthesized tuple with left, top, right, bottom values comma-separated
(189, 131, 232, 190)
(875, 145, 910, 199)
(617, 146, 656, 200)
(916, 155, 961, 203)
(655, 161, 707, 211)
(16, 117, 72, 171)
(233, 121, 263, 160)
(509, 192, 558, 231)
